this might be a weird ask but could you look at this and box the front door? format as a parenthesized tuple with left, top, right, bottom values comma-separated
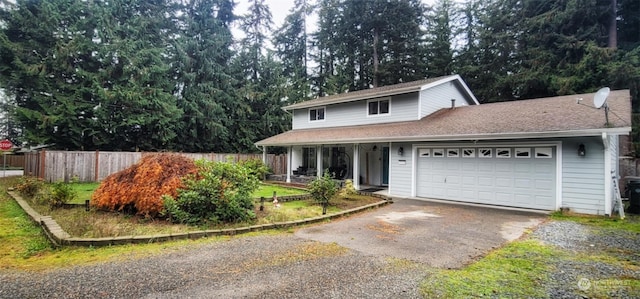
(382, 147, 389, 185)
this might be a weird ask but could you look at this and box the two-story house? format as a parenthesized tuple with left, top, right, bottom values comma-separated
(256, 75, 632, 215)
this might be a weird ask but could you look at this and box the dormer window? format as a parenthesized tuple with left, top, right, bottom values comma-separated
(368, 98, 390, 116)
(309, 107, 325, 121)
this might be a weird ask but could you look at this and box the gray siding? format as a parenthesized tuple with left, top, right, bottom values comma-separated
(292, 93, 419, 130)
(419, 81, 471, 118)
(561, 137, 606, 215)
(389, 143, 412, 197)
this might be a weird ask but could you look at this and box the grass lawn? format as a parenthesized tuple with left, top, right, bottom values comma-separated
(419, 214, 640, 298)
(254, 183, 307, 198)
(67, 182, 306, 204)
(69, 182, 101, 204)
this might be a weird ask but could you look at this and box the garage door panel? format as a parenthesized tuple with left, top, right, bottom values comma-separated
(495, 192, 513, 203)
(514, 194, 532, 204)
(478, 163, 494, 172)
(462, 176, 476, 185)
(515, 178, 532, 188)
(416, 145, 556, 210)
(495, 177, 512, 187)
(446, 175, 461, 184)
(446, 189, 461, 197)
(514, 163, 531, 173)
(495, 163, 513, 172)
(478, 177, 494, 186)
(462, 162, 476, 171)
(461, 189, 476, 200)
(535, 179, 554, 190)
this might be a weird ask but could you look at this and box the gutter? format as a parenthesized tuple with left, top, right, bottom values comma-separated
(255, 127, 632, 147)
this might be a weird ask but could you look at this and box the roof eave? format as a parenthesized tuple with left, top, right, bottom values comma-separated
(283, 86, 424, 110)
(254, 127, 631, 147)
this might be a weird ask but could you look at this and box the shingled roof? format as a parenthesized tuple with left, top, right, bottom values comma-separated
(256, 89, 631, 146)
(284, 75, 472, 110)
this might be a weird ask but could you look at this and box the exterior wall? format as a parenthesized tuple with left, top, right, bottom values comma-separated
(359, 143, 384, 186)
(419, 81, 472, 118)
(561, 137, 606, 215)
(389, 142, 413, 197)
(291, 93, 419, 130)
(610, 134, 620, 214)
(291, 146, 303, 171)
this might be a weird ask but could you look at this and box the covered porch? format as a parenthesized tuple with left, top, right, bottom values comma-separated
(260, 143, 394, 191)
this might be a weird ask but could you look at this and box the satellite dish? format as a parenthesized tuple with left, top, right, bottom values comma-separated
(593, 87, 610, 109)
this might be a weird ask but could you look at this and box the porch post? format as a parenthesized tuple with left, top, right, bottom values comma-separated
(316, 145, 323, 177)
(286, 146, 292, 183)
(353, 144, 360, 190)
(261, 146, 267, 180)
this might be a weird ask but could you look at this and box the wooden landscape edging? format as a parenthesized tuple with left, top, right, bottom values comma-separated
(7, 191, 393, 247)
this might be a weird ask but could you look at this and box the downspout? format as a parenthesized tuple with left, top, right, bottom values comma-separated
(602, 132, 612, 215)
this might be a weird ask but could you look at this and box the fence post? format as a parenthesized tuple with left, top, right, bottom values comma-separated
(94, 150, 100, 182)
(39, 150, 46, 179)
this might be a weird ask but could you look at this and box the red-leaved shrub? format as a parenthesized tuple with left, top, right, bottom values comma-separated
(91, 154, 198, 217)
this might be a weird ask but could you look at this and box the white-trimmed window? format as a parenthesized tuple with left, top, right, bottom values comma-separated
(479, 148, 492, 158)
(309, 107, 325, 121)
(432, 149, 444, 157)
(515, 148, 531, 158)
(367, 98, 390, 116)
(419, 148, 431, 157)
(535, 147, 553, 158)
(447, 149, 459, 157)
(463, 148, 475, 158)
(496, 148, 511, 158)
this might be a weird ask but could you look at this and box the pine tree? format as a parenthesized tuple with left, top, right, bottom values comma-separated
(273, 0, 311, 104)
(0, 0, 102, 149)
(91, 0, 182, 151)
(173, 0, 237, 152)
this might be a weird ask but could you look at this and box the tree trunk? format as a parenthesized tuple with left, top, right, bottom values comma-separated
(608, 0, 617, 49)
(372, 29, 380, 88)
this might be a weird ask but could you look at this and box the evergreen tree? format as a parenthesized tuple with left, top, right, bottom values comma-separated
(173, 0, 237, 152)
(0, 0, 102, 149)
(232, 0, 288, 152)
(425, 0, 456, 77)
(92, 0, 182, 151)
(273, 0, 311, 104)
(311, 0, 427, 94)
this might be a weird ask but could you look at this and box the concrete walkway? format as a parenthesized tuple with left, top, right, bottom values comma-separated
(296, 198, 545, 269)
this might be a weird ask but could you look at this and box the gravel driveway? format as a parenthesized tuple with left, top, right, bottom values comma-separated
(1, 201, 638, 298)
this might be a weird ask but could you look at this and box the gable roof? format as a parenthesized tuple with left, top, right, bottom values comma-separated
(284, 74, 478, 110)
(257, 89, 631, 146)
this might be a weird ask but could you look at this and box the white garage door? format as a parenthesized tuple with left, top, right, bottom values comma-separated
(416, 146, 556, 210)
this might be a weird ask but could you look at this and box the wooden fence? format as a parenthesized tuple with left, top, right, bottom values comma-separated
(1, 154, 25, 168)
(24, 150, 287, 182)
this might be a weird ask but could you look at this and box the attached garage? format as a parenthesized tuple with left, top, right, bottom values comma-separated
(415, 144, 558, 210)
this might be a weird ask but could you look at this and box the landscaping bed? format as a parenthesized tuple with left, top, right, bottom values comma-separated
(13, 179, 382, 239)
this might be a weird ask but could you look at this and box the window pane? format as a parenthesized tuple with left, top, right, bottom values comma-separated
(310, 109, 317, 121)
(379, 100, 389, 114)
(318, 108, 325, 120)
(369, 101, 378, 115)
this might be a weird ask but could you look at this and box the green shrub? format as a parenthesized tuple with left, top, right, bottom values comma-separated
(307, 170, 338, 215)
(339, 179, 357, 197)
(49, 182, 77, 208)
(239, 158, 270, 178)
(162, 159, 259, 225)
(15, 176, 45, 198)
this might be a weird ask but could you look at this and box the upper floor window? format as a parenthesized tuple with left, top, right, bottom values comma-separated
(309, 107, 325, 121)
(368, 98, 390, 116)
